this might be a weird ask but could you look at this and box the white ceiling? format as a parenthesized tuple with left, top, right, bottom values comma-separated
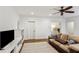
(13, 6, 79, 17)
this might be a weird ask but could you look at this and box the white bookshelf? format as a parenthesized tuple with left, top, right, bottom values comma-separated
(0, 37, 23, 53)
(0, 29, 24, 53)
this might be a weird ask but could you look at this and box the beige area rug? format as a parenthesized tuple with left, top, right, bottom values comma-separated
(21, 42, 58, 53)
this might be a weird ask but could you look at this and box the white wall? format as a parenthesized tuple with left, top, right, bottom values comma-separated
(0, 7, 23, 51)
(0, 7, 19, 31)
(18, 17, 51, 39)
(65, 16, 79, 35)
(19, 17, 66, 39)
(60, 19, 67, 34)
(35, 19, 51, 39)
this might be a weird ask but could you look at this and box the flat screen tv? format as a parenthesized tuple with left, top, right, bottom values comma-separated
(0, 30, 14, 50)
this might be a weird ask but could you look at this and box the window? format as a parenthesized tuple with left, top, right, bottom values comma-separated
(67, 21, 74, 34)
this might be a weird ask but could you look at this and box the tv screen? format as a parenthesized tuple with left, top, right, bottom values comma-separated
(0, 30, 14, 49)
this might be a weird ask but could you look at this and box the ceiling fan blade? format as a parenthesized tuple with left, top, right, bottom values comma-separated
(49, 8, 59, 11)
(53, 8, 59, 11)
(63, 6, 73, 11)
(65, 11, 74, 13)
(61, 12, 63, 16)
(52, 12, 60, 14)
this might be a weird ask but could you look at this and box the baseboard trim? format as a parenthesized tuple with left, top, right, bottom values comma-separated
(24, 39, 48, 43)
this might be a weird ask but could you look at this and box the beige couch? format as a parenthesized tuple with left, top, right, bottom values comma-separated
(49, 39, 70, 53)
(48, 34, 79, 53)
(48, 34, 70, 53)
(68, 35, 79, 52)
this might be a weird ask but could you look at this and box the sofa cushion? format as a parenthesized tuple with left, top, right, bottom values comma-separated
(50, 39, 61, 45)
(60, 34, 68, 42)
(72, 36, 79, 43)
(56, 39, 67, 44)
(69, 44, 79, 52)
(59, 44, 70, 52)
(49, 39, 70, 52)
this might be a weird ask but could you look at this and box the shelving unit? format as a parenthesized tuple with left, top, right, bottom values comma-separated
(13, 38, 24, 53)
(0, 29, 24, 53)
(0, 37, 23, 53)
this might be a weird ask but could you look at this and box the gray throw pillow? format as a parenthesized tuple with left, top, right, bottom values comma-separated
(68, 39, 75, 44)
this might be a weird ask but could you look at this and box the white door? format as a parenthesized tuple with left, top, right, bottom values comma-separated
(26, 21, 35, 39)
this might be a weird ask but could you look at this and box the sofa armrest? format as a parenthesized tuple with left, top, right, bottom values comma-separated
(69, 44, 79, 53)
(49, 39, 70, 53)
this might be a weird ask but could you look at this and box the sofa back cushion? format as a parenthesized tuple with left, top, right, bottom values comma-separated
(71, 36, 79, 43)
(56, 39, 67, 44)
(60, 34, 68, 41)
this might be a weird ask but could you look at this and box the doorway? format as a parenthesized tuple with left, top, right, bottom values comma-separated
(25, 21, 36, 39)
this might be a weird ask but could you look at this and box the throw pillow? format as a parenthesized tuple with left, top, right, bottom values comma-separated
(56, 39, 67, 44)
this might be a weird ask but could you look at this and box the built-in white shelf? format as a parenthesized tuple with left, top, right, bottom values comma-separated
(0, 29, 24, 53)
(14, 38, 24, 53)
(0, 37, 23, 53)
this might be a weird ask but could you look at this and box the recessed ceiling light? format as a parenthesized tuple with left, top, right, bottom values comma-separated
(49, 14, 52, 16)
(30, 12, 34, 15)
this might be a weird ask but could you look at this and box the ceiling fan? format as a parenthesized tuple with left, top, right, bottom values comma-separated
(52, 6, 74, 16)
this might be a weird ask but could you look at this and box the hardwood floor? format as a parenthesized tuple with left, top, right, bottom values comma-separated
(19, 39, 58, 53)
(20, 42, 58, 53)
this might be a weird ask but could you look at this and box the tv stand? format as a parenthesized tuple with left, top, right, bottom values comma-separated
(0, 29, 24, 53)
(0, 37, 23, 53)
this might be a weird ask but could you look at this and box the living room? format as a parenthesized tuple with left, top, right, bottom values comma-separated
(0, 6, 79, 53)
